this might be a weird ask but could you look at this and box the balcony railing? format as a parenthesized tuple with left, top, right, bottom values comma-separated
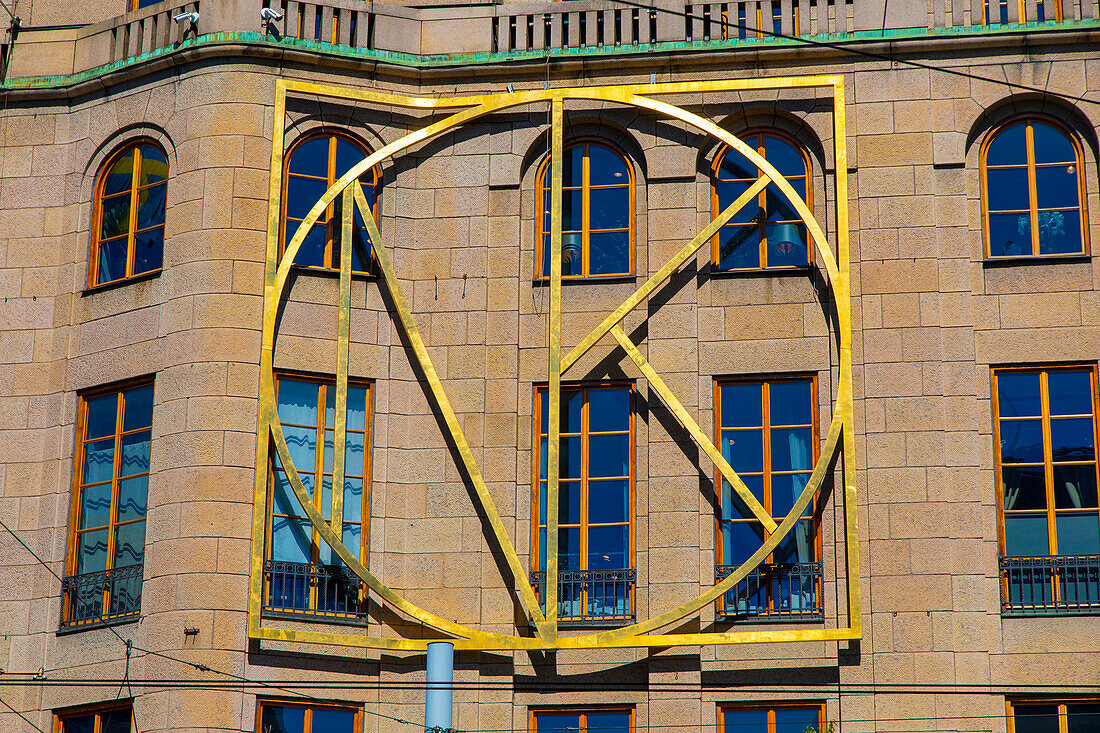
(530, 568, 636, 625)
(1000, 555, 1100, 616)
(263, 560, 368, 623)
(61, 564, 143, 629)
(715, 562, 822, 621)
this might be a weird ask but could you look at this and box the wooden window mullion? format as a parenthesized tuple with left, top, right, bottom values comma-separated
(102, 390, 126, 615)
(582, 145, 591, 277)
(1039, 371, 1058, 556)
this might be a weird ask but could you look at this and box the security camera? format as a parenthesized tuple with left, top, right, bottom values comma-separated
(260, 7, 283, 21)
(173, 11, 199, 24)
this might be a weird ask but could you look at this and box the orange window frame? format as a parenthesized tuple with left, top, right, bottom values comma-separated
(64, 379, 154, 626)
(980, 116, 1089, 258)
(89, 140, 168, 288)
(256, 699, 363, 733)
(54, 700, 133, 733)
(718, 703, 826, 733)
(712, 375, 821, 613)
(531, 383, 636, 578)
(266, 373, 372, 616)
(1006, 699, 1100, 732)
(530, 708, 635, 733)
(534, 139, 636, 279)
(280, 130, 383, 273)
(991, 365, 1100, 559)
(710, 130, 814, 271)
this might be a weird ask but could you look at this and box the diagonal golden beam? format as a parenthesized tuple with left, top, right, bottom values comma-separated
(608, 326, 777, 533)
(560, 175, 769, 373)
(352, 184, 551, 635)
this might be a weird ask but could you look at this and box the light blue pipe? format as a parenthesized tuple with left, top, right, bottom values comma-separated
(425, 641, 455, 732)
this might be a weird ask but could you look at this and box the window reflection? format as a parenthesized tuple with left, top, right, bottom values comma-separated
(983, 118, 1087, 257)
(713, 132, 812, 270)
(537, 141, 633, 278)
(282, 132, 381, 273)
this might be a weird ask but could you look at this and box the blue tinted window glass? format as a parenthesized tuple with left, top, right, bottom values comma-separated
(1002, 465, 1047, 511)
(589, 389, 630, 432)
(1032, 121, 1076, 164)
(762, 135, 805, 177)
(1055, 513, 1100, 555)
(588, 144, 629, 186)
(288, 137, 330, 177)
(997, 372, 1042, 417)
(999, 419, 1044, 464)
(986, 122, 1027, 166)
(1004, 513, 1049, 556)
(86, 393, 119, 440)
(587, 712, 630, 733)
(311, 708, 357, 733)
(1037, 209, 1082, 255)
(1012, 705, 1059, 733)
(775, 708, 819, 733)
(1067, 703, 1100, 733)
(723, 708, 767, 732)
(1048, 370, 1093, 416)
(589, 479, 629, 524)
(535, 713, 580, 733)
(769, 381, 812, 426)
(279, 379, 319, 426)
(721, 384, 762, 428)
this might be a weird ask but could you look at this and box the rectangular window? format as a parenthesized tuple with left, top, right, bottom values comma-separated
(715, 377, 821, 620)
(63, 381, 153, 629)
(265, 374, 372, 623)
(1008, 700, 1100, 732)
(720, 705, 824, 733)
(532, 384, 635, 624)
(257, 701, 361, 733)
(993, 366, 1100, 615)
(54, 700, 132, 733)
(532, 709, 632, 733)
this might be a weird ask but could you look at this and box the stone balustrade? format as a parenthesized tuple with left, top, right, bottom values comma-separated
(4, 0, 1098, 82)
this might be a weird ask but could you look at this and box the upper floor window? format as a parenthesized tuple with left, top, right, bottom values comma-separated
(721, 705, 825, 733)
(130, 0, 163, 9)
(90, 141, 167, 287)
(715, 376, 821, 620)
(982, 118, 1088, 258)
(282, 131, 381, 273)
(257, 700, 360, 733)
(994, 366, 1100, 615)
(712, 131, 812, 271)
(265, 374, 372, 622)
(536, 141, 633, 279)
(532, 384, 635, 624)
(63, 380, 153, 629)
(532, 709, 632, 733)
(55, 700, 133, 733)
(1007, 700, 1100, 732)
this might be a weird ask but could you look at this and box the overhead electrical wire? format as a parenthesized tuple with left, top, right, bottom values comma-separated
(602, 0, 1100, 108)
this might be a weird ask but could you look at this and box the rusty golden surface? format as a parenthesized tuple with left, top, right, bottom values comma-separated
(249, 76, 859, 651)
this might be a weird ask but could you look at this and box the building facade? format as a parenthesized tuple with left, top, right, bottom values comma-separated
(0, 0, 1099, 731)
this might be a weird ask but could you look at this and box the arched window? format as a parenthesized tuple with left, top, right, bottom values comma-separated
(536, 140, 633, 278)
(282, 131, 382, 273)
(712, 131, 812, 271)
(90, 141, 168, 287)
(982, 117, 1088, 258)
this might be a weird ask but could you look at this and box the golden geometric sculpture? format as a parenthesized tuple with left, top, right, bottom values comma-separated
(248, 76, 860, 651)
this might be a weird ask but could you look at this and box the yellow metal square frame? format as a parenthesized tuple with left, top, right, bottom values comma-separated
(248, 76, 859, 651)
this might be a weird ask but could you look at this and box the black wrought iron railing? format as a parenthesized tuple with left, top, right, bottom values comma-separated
(715, 562, 822, 621)
(263, 560, 368, 623)
(61, 564, 143, 629)
(530, 569, 636, 625)
(1000, 555, 1100, 616)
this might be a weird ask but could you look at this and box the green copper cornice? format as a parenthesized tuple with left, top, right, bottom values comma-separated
(3, 19, 1098, 91)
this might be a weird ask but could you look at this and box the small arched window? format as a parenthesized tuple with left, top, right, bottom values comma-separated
(982, 117, 1088, 258)
(536, 141, 633, 278)
(712, 131, 812, 271)
(282, 131, 382, 273)
(90, 141, 168, 287)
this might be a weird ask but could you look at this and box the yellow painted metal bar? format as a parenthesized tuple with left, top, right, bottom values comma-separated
(833, 78, 862, 636)
(352, 184, 550, 634)
(279, 75, 846, 113)
(269, 405, 525, 646)
(609, 326, 776, 532)
(331, 186, 354, 536)
(545, 99, 564, 637)
(249, 77, 859, 651)
(560, 175, 770, 374)
(248, 80, 289, 639)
